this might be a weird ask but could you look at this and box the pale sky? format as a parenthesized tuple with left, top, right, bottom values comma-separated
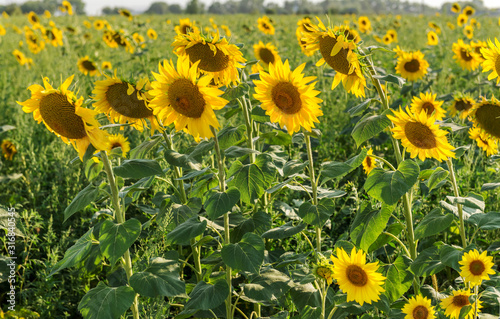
(1, 0, 499, 15)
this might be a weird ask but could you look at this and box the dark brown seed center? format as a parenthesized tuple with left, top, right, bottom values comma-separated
(82, 60, 97, 71)
(452, 295, 470, 308)
(454, 99, 472, 111)
(185, 43, 230, 72)
(271, 82, 302, 114)
(259, 48, 275, 65)
(412, 305, 429, 319)
(475, 103, 500, 139)
(404, 59, 421, 73)
(404, 121, 437, 149)
(422, 102, 435, 115)
(168, 78, 205, 118)
(346, 265, 368, 287)
(469, 260, 486, 275)
(319, 35, 351, 75)
(39, 93, 87, 139)
(105, 83, 153, 118)
(460, 49, 473, 61)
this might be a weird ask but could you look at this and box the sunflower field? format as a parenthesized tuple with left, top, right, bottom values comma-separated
(1, 2, 500, 319)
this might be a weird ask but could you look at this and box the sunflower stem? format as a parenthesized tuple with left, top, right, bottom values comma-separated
(101, 152, 140, 319)
(445, 158, 467, 248)
(382, 231, 410, 257)
(239, 97, 255, 163)
(305, 135, 320, 253)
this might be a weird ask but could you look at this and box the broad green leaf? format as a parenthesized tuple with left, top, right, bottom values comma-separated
(184, 280, 229, 311)
(217, 125, 246, 150)
(350, 202, 394, 251)
(297, 198, 334, 228)
(205, 187, 240, 220)
(414, 208, 454, 240)
(346, 98, 374, 117)
(221, 233, 264, 273)
(481, 183, 500, 192)
(49, 228, 94, 276)
(164, 150, 201, 170)
(467, 212, 500, 230)
(447, 193, 485, 211)
(130, 136, 161, 159)
(283, 160, 308, 178)
(289, 283, 321, 312)
(384, 256, 413, 302)
(84, 160, 103, 182)
(251, 105, 270, 123)
(368, 222, 404, 252)
(175, 166, 211, 180)
(373, 74, 406, 87)
(99, 219, 141, 265)
(224, 146, 260, 158)
(262, 222, 306, 239)
(410, 246, 445, 277)
(260, 130, 292, 146)
(221, 83, 249, 102)
(364, 159, 419, 205)
(64, 183, 99, 222)
(243, 269, 293, 303)
(166, 217, 207, 245)
(78, 282, 135, 319)
(130, 257, 185, 297)
(320, 148, 368, 180)
(113, 159, 163, 179)
(119, 176, 155, 199)
(427, 167, 449, 192)
(351, 109, 392, 147)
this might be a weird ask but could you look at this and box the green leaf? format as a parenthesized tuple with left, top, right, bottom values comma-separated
(439, 244, 471, 272)
(350, 202, 394, 251)
(130, 256, 185, 297)
(481, 182, 500, 192)
(243, 269, 293, 303)
(321, 148, 368, 180)
(185, 280, 229, 311)
(346, 99, 375, 117)
(447, 193, 485, 211)
(175, 166, 211, 180)
(99, 219, 141, 265)
(467, 212, 500, 230)
(297, 198, 334, 228)
(289, 283, 321, 312)
(221, 233, 264, 273)
(221, 83, 249, 102)
(164, 150, 201, 170)
(410, 246, 445, 277)
(384, 256, 413, 302)
(224, 146, 261, 158)
(427, 167, 449, 192)
(259, 130, 292, 146)
(113, 159, 163, 179)
(49, 228, 94, 276)
(351, 109, 392, 147)
(373, 74, 406, 87)
(368, 222, 404, 252)
(364, 159, 419, 205)
(217, 125, 246, 150)
(130, 136, 161, 159)
(414, 208, 453, 240)
(84, 160, 103, 182)
(205, 188, 240, 220)
(78, 282, 135, 319)
(64, 183, 99, 222)
(261, 222, 306, 239)
(283, 160, 308, 177)
(251, 105, 269, 123)
(166, 217, 207, 245)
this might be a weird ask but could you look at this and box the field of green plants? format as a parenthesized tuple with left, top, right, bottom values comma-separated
(0, 4, 500, 319)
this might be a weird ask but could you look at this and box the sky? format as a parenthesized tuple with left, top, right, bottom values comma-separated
(1, 0, 498, 15)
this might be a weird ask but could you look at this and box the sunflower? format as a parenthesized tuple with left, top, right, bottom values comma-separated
(440, 290, 482, 319)
(457, 14, 468, 27)
(480, 38, 500, 84)
(147, 28, 157, 40)
(132, 32, 146, 48)
(313, 257, 334, 285)
(92, 74, 160, 135)
(394, 50, 429, 81)
(449, 94, 475, 119)
(43, 26, 63, 47)
(102, 61, 112, 70)
(387, 107, 455, 162)
(358, 16, 372, 34)
(463, 5, 475, 16)
(17, 75, 110, 160)
(469, 96, 500, 141)
(330, 247, 385, 306)
(383, 34, 392, 45)
(25, 28, 45, 54)
(108, 134, 130, 157)
(362, 149, 377, 174)
(302, 17, 367, 98)
(469, 127, 498, 156)
(221, 25, 231, 37)
(451, 2, 460, 13)
(149, 56, 228, 140)
(296, 17, 314, 36)
(172, 31, 246, 87)
(471, 40, 487, 61)
(447, 22, 456, 30)
(464, 25, 474, 39)
(118, 9, 133, 20)
(460, 250, 496, 286)
(452, 40, 480, 71)
(253, 59, 323, 135)
(428, 22, 441, 34)
(257, 15, 275, 35)
(427, 31, 438, 46)
(410, 92, 445, 120)
(386, 29, 398, 43)
(0, 24, 6, 36)
(83, 20, 91, 28)
(94, 20, 105, 30)
(60, 0, 73, 15)
(12, 49, 27, 65)
(1, 140, 17, 161)
(174, 18, 199, 35)
(334, 25, 362, 43)
(253, 41, 280, 70)
(78, 56, 100, 76)
(402, 295, 436, 319)
(27, 12, 40, 26)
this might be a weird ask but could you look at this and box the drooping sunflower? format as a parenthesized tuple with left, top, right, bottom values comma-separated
(358, 16, 372, 34)
(469, 96, 500, 141)
(449, 94, 475, 119)
(402, 295, 436, 319)
(440, 290, 482, 319)
(334, 25, 362, 43)
(394, 50, 429, 81)
(172, 31, 246, 87)
(147, 28, 157, 40)
(428, 22, 441, 34)
(149, 56, 228, 140)
(457, 14, 468, 27)
(1, 140, 17, 161)
(463, 5, 475, 16)
(174, 18, 199, 35)
(313, 257, 334, 285)
(118, 9, 133, 21)
(42, 26, 63, 47)
(92, 74, 160, 134)
(17, 75, 110, 160)
(27, 12, 40, 26)
(102, 61, 112, 70)
(330, 247, 385, 306)
(302, 17, 367, 98)
(427, 31, 438, 46)
(452, 40, 480, 71)
(410, 92, 445, 120)
(253, 41, 280, 70)
(480, 38, 500, 84)
(253, 59, 323, 135)
(362, 149, 377, 175)
(257, 16, 275, 35)
(464, 25, 474, 39)
(387, 107, 455, 162)
(469, 127, 498, 155)
(108, 134, 131, 157)
(60, 0, 73, 15)
(451, 2, 461, 13)
(78, 56, 100, 76)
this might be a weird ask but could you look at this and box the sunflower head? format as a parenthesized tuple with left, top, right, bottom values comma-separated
(395, 50, 429, 81)
(313, 257, 334, 285)
(464, 25, 474, 39)
(147, 28, 157, 40)
(469, 127, 498, 156)
(383, 34, 392, 45)
(410, 92, 445, 120)
(386, 29, 397, 42)
(362, 149, 377, 175)
(469, 96, 500, 142)
(480, 38, 500, 84)
(452, 40, 481, 71)
(427, 31, 438, 46)
(118, 9, 133, 20)
(459, 249, 496, 286)
(1, 140, 17, 161)
(440, 290, 482, 319)
(253, 41, 280, 70)
(463, 5, 475, 16)
(94, 20, 105, 30)
(27, 12, 40, 26)
(12, 49, 26, 65)
(358, 16, 372, 33)
(60, 0, 73, 15)
(451, 2, 461, 13)
(257, 15, 275, 35)
(102, 61, 112, 70)
(471, 40, 487, 61)
(78, 56, 100, 76)
(449, 94, 475, 119)
(402, 295, 436, 319)
(457, 13, 468, 27)
(108, 134, 131, 157)
(175, 18, 199, 35)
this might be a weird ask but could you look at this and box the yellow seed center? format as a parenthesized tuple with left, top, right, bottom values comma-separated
(346, 265, 368, 287)
(319, 36, 351, 75)
(39, 93, 87, 139)
(452, 295, 470, 308)
(105, 83, 153, 119)
(271, 82, 302, 114)
(258, 48, 275, 65)
(469, 260, 486, 275)
(412, 305, 429, 319)
(404, 121, 437, 149)
(168, 78, 205, 118)
(475, 103, 500, 139)
(421, 102, 435, 115)
(404, 59, 421, 73)
(185, 43, 230, 72)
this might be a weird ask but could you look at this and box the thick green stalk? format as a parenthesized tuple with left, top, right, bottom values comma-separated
(239, 97, 255, 163)
(101, 152, 139, 319)
(446, 158, 467, 248)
